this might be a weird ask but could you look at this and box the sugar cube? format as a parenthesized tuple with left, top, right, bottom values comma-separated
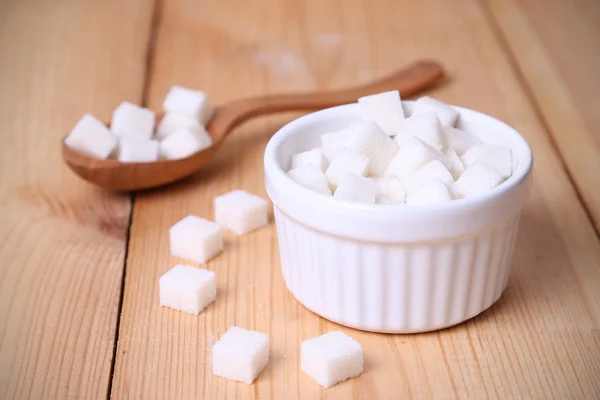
(65, 114, 117, 159)
(405, 179, 453, 205)
(374, 177, 405, 204)
(288, 165, 332, 195)
(301, 331, 363, 388)
(412, 96, 459, 127)
(169, 215, 223, 264)
(383, 138, 440, 179)
(325, 149, 369, 190)
(402, 160, 454, 193)
(212, 326, 270, 384)
(357, 90, 405, 135)
(110, 101, 155, 140)
(291, 148, 329, 172)
(156, 112, 202, 140)
(333, 173, 376, 204)
(320, 130, 347, 161)
(461, 144, 513, 179)
(340, 121, 398, 177)
(454, 160, 505, 198)
(118, 137, 159, 162)
(394, 111, 445, 151)
(159, 126, 213, 160)
(214, 190, 269, 235)
(441, 149, 466, 180)
(163, 85, 213, 125)
(444, 126, 482, 155)
(159, 264, 216, 315)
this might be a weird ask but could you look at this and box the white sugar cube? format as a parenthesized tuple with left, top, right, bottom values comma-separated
(454, 160, 505, 198)
(214, 190, 269, 235)
(301, 331, 363, 388)
(110, 101, 155, 140)
(333, 173, 376, 204)
(156, 112, 201, 140)
(65, 114, 117, 159)
(159, 126, 213, 160)
(118, 137, 159, 162)
(383, 138, 440, 179)
(357, 90, 405, 135)
(340, 121, 398, 177)
(288, 165, 332, 195)
(394, 111, 445, 151)
(163, 85, 213, 125)
(441, 149, 466, 180)
(291, 148, 329, 172)
(159, 264, 216, 315)
(405, 179, 453, 205)
(461, 144, 513, 179)
(374, 177, 405, 204)
(212, 326, 270, 384)
(412, 96, 459, 127)
(320, 130, 347, 161)
(325, 149, 369, 190)
(444, 126, 482, 155)
(402, 159, 454, 192)
(169, 215, 223, 263)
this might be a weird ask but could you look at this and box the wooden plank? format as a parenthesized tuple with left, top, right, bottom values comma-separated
(111, 0, 600, 398)
(485, 0, 600, 232)
(0, 1, 154, 398)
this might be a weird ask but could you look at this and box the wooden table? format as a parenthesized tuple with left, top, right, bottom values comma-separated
(1, 0, 599, 398)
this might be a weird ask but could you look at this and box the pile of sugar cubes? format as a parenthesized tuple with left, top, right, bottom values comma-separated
(65, 85, 213, 162)
(158, 189, 364, 388)
(288, 91, 515, 205)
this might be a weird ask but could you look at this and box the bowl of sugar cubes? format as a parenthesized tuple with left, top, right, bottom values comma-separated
(264, 90, 533, 333)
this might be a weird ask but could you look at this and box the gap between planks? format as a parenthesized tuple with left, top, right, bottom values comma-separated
(478, 0, 600, 238)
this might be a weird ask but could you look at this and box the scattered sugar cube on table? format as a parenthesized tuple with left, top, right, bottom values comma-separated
(159, 264, 216, 315)
(461, 144, 513, 179)
(412, 96, 459, 127)
(288, 165, 332, 195)
(301, 331, 363, 388)
(214, 190, 269, 235)
(291, 148, 329, 172)
(212, 326, 270, 384)
(405, 179, 453, 205)
(454, 160, 505, 198)
(65, 114, 117, 159)
(118, 137, 159, 162)
(401, 159, 454, 193)
(383, 138, 440, 179)
(340, 120, 398, 177)
(357, 90, 405, 135)
(156, 112, 202, 140)
(374, 177, 405, 204)
(169, 215, 223, 264)
(444, 126, 482, 155)
(333, 173, 376, 204)
(394, 111, 445, 151)
(110, 101, 155, 140)
(325, 149, 369, 190)
(159, 126, 213, 159)
(163, 85, 213, 125)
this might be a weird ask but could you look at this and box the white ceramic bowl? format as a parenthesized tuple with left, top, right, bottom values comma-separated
(264, 101, 533, 333)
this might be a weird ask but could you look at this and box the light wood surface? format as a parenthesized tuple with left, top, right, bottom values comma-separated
(485, 0, 600, 233)
(62, 60, 443, 191)
(2, 0, 600, 399)
(0, 0, 153, 398)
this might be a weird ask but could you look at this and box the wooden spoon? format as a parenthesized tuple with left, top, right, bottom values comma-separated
(63, 60, 444, 191)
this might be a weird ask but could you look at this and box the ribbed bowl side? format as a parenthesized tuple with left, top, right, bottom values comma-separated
(274, 206, 521, 333)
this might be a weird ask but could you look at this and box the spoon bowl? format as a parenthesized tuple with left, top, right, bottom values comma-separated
(63, 60, 445, 191)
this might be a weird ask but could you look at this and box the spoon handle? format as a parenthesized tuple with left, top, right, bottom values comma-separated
(208, 60, 444, 142)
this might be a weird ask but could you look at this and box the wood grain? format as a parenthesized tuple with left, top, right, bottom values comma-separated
(485, 0, 600, 232)
(109, 0, 600, 398)
(0, 1, 153, 398)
